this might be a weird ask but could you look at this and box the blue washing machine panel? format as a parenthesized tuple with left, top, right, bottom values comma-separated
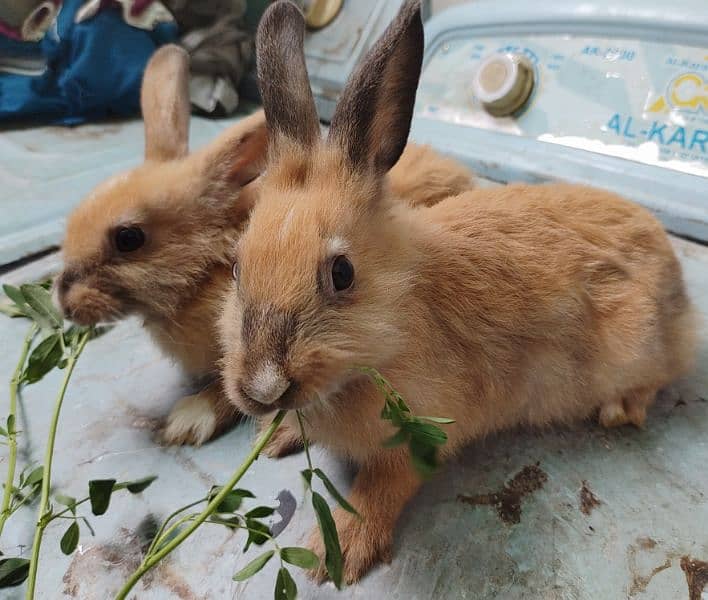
(412, 0, 708, 241)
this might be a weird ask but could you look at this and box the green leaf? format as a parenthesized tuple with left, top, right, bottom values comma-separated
(23, 466, 44, 488)
(0, 426, 6, 438)
(88, 479, 116, 515)
(209, 487, 255, 513)
(55, 494, 77, 515)
(243, 519, 270, 552)
(6, 415, 14, 435)
(408, 437, 438, 479)
(232, 550, 274, 581)
(23, 333, 62, 383)
(313, 469, 358, 516)
(60, 521, 80, 555)
(245, 506, 275, 519)
(113, 475, 158, 494)
(311, 491, 343, 589)
(274, 567, 297, 600)
(20, 284, 63, 329)
(280, 547, 320, 570)
(0, 302, 26, 318)
(209, 515, 240, 529)
(382, 429, 408, 448)
(418, 416, 455, 424)
(405, 421, 448, 446)
(3, 284, 28, 311)
(0, 557, 30, 588)
(301, 469, 313, 487)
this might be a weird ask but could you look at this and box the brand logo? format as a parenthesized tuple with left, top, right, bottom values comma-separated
(648, 72, 708, 113)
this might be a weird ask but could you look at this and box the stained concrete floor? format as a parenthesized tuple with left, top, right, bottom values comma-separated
(0, 237, 706, 600)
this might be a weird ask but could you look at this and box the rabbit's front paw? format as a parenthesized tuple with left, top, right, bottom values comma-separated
(162, 393, 217, 446)
(307, 508, 392, 585)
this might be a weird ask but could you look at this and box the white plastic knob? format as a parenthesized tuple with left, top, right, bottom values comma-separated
(471, 53, 535, 117)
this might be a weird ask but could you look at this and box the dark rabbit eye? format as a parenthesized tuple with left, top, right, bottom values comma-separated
(232, 260, 238, 281)
(115, 226, 145, 252)
(332, 255, 354, 291)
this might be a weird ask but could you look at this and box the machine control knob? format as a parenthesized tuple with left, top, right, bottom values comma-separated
(471, 53, 535, 117)
(304, 0, 343, 30)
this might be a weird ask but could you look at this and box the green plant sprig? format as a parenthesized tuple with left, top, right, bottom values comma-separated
(0, 323, 38, 537)
(114, 410, 288, 600)
(0, 282, 152, 597)
(360, 367, 455, 478)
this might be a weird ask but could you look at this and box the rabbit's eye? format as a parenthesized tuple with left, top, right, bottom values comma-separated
(115, 226, 145, 252)
(231, 261, 238, 281)
(332, 255, 354, 291)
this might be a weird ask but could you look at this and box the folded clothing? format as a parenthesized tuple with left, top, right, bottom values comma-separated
(0, 0, 177, 125)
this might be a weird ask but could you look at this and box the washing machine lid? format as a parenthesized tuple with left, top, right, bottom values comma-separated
(411, 0, 708, 241)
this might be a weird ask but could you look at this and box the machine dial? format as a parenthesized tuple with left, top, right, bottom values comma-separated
(471, 53, 535, 117)
(304, 0, 343, 30)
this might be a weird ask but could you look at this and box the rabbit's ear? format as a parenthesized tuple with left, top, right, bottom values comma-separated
(256, 1, 320, 149)
(328, 0, 424, 175)
(141, 44, 191, 162)
(206, 110, 270, 190)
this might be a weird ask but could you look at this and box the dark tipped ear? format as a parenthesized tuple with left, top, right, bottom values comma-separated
(328, 0, 423, 174)
(256, 1, 320, 148)
(141, 44, 191, 162)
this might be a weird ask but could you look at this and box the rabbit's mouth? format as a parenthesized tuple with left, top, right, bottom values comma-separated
(58, 281, 125, 326)
(227, 377, 307, 417)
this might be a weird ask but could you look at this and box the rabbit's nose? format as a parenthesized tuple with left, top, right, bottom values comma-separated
(244, 361, 291, 406)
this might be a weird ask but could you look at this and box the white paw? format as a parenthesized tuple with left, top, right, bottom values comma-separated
(162, 394, 217, 446)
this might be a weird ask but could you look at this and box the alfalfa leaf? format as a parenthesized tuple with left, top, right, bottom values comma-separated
(20, 284, 63, 329)
(23, 333, 62, 383)
(274, 566, 297, 600)
(232, 550, 274, 581)
(311, 491, 343, 589)
(0, 557, 30, 588)
(88, 479, 116, 515)
(280, 547, 320, 570)
(313, 469, 358, 516)
(60, 521, 80, 555)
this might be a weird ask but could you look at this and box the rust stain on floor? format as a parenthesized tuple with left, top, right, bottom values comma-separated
(629, 558, 672, 596)
(579, 480, 601, 515)
(458, 463, 548, 524)
(681, 556, 708, 600)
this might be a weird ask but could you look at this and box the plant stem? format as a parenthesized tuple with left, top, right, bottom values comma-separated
(144, 498, 206, 557)
(48, 497, 90, 521)
(0, 323, 37, 537)
(25, 330, 90, 600)
(295, 410, 313, 471)
(114, 410, 287, 600)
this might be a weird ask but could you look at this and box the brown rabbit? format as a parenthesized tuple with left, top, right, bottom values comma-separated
(56, 44, 475, 449)
(218, 0, 697, 583)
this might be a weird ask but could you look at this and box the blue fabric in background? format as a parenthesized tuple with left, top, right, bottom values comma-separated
(0, 0, 177, 125)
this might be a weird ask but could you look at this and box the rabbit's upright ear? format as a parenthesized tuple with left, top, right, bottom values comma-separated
(206, 110, 270, 189)
(141, 44, 191, 162)
(328, 0, 424, 175)
(256, 1, 320, 149)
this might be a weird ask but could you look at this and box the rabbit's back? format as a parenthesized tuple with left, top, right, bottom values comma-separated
(410, 183, 696, 433)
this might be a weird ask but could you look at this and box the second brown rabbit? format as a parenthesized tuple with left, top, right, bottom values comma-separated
(219, 0, 698, 583)
(56, 44, 476, 449)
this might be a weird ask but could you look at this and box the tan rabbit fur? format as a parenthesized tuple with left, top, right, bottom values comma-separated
(57, 44, 475, 448)
(219, 0, 697, 583)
